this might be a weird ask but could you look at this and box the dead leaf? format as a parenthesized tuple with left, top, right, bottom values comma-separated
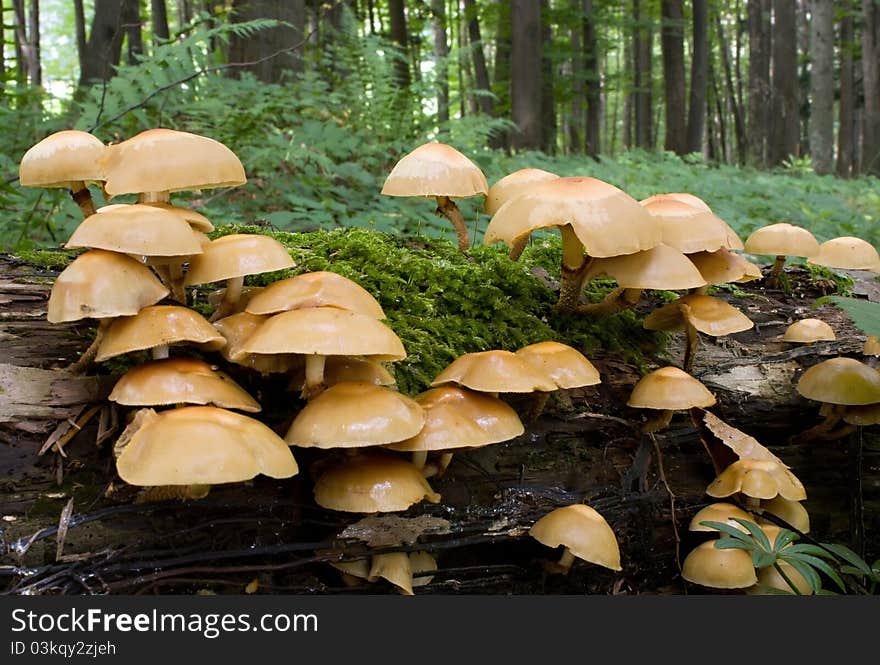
(338, 515, 451, 548)
(55, 498, 74, 561)
(702, 411, 789, 467)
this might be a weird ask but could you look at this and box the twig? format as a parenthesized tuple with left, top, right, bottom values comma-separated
(55, 499, 75, 562)
(649, 433, 681, 574)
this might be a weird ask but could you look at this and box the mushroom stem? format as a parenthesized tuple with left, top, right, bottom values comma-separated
(411, 450, 428, 470)
(555, 227, 590, 313)
(151, 344, 170, 360)
(767, 255, 786, 288)
(137, 191, 171, 204)
(576, 287, 642, 315)
(211, 276, 245, 322)
(642, 409, 674, 434)
(524, 391, 552, 423)
(549, 548, 577, 575)
(508, 236, 529, 262)
(167, 262, 187, 304)
(683, 320, 700, 373)
(435, 195, 470, 251)
(301, 355, 327, 400)
(66, 319, 112, 374)
(436, 453, 454, 477)
(742, 495, 761, 512)
(135, 484, 211, 503)
(69, 181, 97, 218)
(796, 403, 847, 442)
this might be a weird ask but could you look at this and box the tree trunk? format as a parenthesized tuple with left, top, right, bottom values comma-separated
(807, 0, 834, 174)
(151, 0, 170, 41)
(176, 0, 191, 30)
(633, 0, 653, 149)
(837, 6, 856, 178)
(227, 0, 306, 83)
(388, 0, 411, 89)
(510, 0, 542, 150)
(491, 0, 512, 149)
(540, 0, 556, 153)
(569, 1, 585, 153)
(584, 0, 601, 156)
(464, 0, 493, 117)
(73, 0, 87, 78)
(716, 10, 746, 164)
(863, 0, 880, 175)
(123, 0, 143, 64)
(686, 0, 708, 154)
(27, 0, 40, 86)
(431, 0, 449, 129)
(79, 0, 127, 85)
(660, 0, 686, 154)
(747, 0, 770, 166)
(768, 0, 799, 167)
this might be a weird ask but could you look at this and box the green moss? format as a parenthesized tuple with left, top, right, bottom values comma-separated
(208, 225, 664, 394)
(805, 263, 854, 296)
(13, 248, 75, 271)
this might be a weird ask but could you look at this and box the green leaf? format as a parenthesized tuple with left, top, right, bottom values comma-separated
(714, 536, 757, 553)
(819, 296, 880, 337)
(822, 543, 873, 575)
(784, 558, 823, 594)
(753, 551, 777, 568)
(732, 518, 773, 551)
(785, 543, 838, 560)
(703, 520, 756, 542)
(772, 529, 800, 551)
(784, 553, 847, 592)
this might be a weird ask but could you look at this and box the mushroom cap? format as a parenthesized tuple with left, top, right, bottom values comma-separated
(796, 357, 880, 406)
(47, 250, 169, 323)
(782, 318, 836, 343)
(483, 176, 661, 258)
(681, 540, 757, 589)
(99, 202, 214, 232)
(840, 403, 880, 426)
(66, 204, 206, 257)
(643, 294, 754, 337)
(808, 237, 880, 271)
(743, 223, 820, 258)
(514, 341, 601, 389)
(212, 312, 302, 375)
(288, 356, 396, 392)
(240, 306, 406, 361)
(245, 271, 385, 319)
(183, 234, 295, 285)
(748, 561, 814, 595)
(639, 192, 713, 212)
(430, 349, 557, 393)
(368, 552, 414, 595)
(410, 551, 438, 587)
(95, 305, 226, 362)
(108, 357, 261, 412)
(584, 243, 708, 290)
(688, 502, 753, 534)
(285, 382, 426, 449)
(759, 496, 810, 533)
(706, 459, 807, 501)
(627, 366, 716, 410)
(529, 504, 622, 572)
(381, 142, 488, 199)
(688, 249, 760, 285)
(640, 198, 743, 253)
(115, 406, 297, 485)
(19, 130, 106, 187)
(387, 386, 525, 453)
(483, 168, 560, 215)
(100, 128, 246, 197)
(313, 453, 441, 513)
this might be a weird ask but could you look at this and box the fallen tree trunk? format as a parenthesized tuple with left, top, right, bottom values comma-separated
(1, 253, 877, 595)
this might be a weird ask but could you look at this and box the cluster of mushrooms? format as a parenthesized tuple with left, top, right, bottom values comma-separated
(18, 130, 880, 594)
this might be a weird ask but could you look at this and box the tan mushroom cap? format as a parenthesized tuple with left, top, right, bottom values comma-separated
(782, 318, 836, 343)
(47, 250, 169, 323)
(483, 176, 661, 258)
(327, 556, 371, 582)
(808, 237, 880, 271)
(109, 357, 261, 412)
(688, 503, 753, 534)
(430, 350, 557, 393)
(759, 496, 810, 533)
(483, 168, 560, 215)
(240, 306, 406, 361)
(285, 382, 426, 449)
(688, 249, 760, 285)
(640, 198, 744, 253)
(643, 294, 754, 337)
(66, 204, 205, 257)
(841, 403, 880, 426)
(584, 243, 708, 291)
(706, 459, 807, 501)
(183, 234, 295, 286)
(681, 540, 757, 589)
(289, 357, 396, 392)
(410, 551, 438, 587)
(212, 312, 302, 374)
(743, 223, 820, 258)
(514, 341, 601, 389)
(796, 357, 880, 405)
(627, 366, 716, 410)
(99, 202, 214, 232)
(748, 561, 813, 595)
(95, 305, 226, 362)
(245, 271, 385, 319)
(19, 130, 106, 187)
(313, 453, 441, 513)
(388, 386, 524, 453)
(368, 552, 415, 595)
(529, 504, 622, 572)
(115, 406, 297, 485)
(639, 192, 713, 212)
(381, 142, 488, 199)
(100, 128, 246, 198)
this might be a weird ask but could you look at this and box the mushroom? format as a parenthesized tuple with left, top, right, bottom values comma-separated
(528, 503, 622, 575)
(95, 304, 226, 362)
(743, 222, 820, 288)
(288, 357, 396, 394)
(639, 192, 713, 212)
(245, 270, 385, 319)
(312, 452, 441, 513)
(626, 366, 716, 433)
(640, 197, 743, 255)
(368, 552, 415, 596)
(47, 249, 170, 373)
(705, 458, 807, 510)
(184, 233, 296, 321)
(782, 318, 836, 344)
(108, 357, 261, 412)
(430, 349, 557, 396)
(114, 406, 298, 499)
(212, 312, 302, 376)
(483, 176, 660, 312)
(808, 236, 880, 272)
(381, 142, 488, 251)
(514, 341, 602, 420)
(687, 248, 763, 294)
(99, 201, 215, 233)
(758, 496, 810, 533)
(747, 561, 814, 595)
(483, 168, 560, 226)
(19, 129, 106, 218)
(688, 502, 753, 535)
(794, 357, 880, 439)
(681, 540, 757, 590)
(409, 551, 438, 587)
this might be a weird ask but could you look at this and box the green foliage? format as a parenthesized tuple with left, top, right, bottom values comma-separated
(819, 295, 880, 336)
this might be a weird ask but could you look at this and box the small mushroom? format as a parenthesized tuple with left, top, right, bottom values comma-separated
(514, 341, 601, 420)
(287, 357, 396, 394)
(758, 496, 810, 533)
(626, 366, 716, 433)
(410, 551, 438, 587)
(808, 236, 880, 272)
(782, 318, 836, 343)
(687, 248, 763, 293)
(706, 458, 807, 510)
(747, 561, 814, 595)
(640, 197, 743, 255)
(743, 222, 820, 288)
(245, 271, 385, 319)
(681, 540, 757, 590)
(795, 357, 880, 439)
(212, 312, 301, 376)
(483, 168, 560, 238)
(430, 349, 557, 396)
(529, 503, 622, 575)
(688, 502, 753, 534)
(368, 552, 415, 595)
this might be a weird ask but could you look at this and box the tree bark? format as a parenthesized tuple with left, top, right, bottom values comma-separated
(660, 0, 686, 154)
(79, 0, 127, 85)
(227, 0, 306, 83)
(491, 0, 512, 149)
(807, 0, 834, 174)
(388, 0, 411, 89)
(510, 0, 542, 150)
(583, 0, 601, 156)
(686, 0, 708, 154)
(27, 0, 40, 86)
(837, 6, 856, 178)
(464, 0, 493, 117)
(863, 0, 880, 175)
(151, 0, 170, 41)
(540, 0, 556, 153)
(123, 0, 143, 64)
(747, 0, 770, 166)
(431, 0, 449, 129)
(716, 11, 746, 164)
(768, 0, 799, 167)
(176, 0, 191, 31)
(633, 0, 653, 149)
(568, 1, 585, 153)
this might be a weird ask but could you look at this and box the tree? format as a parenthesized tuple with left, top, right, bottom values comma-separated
(660, 0, 686, 154)
(79, 0, 134, 85)
(863, 0, 880, 174)
(388, 0, 411, 90)
(768, 0, 799, 167)
(227, 1, 306, 84)
(431, 0, 450, 128)
(808, 0, 834, 174)
(686, 0, 708, 154)
(632, 0, 654, 149)
(510, 0, 542, 150)
(151, 0, 170, 42)
(540, 0, 556, 153)
(12, 0, 41, 86)
(747, 0, 770, 166)
(837, 2, 857, 177)
(464, 0, 493, 117)
(583, 0, 601, 156)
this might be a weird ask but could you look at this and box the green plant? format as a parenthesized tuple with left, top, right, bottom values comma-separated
(818, 295, 880, 336)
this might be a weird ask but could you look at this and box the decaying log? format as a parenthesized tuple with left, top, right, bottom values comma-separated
(1, 254, 878, 595)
